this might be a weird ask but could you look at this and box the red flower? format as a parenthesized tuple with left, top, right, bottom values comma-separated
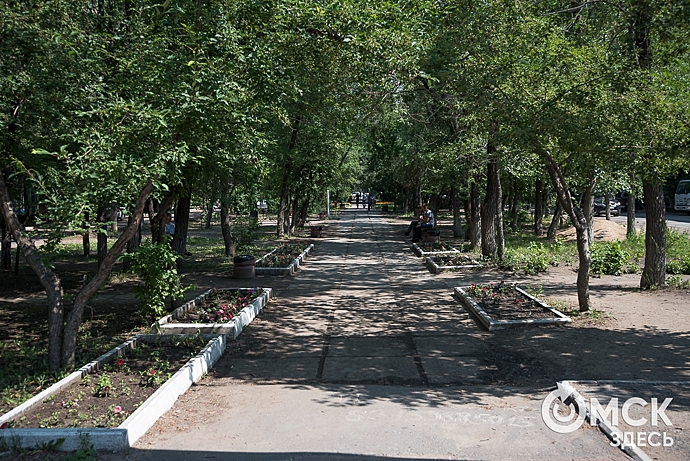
(114, 405, 122, 414)
(0, 423, 6, 429)
(515, 299, 520, 304)
(149, 369, 156, 375)
(482, 287, 487, 291)
(117, 358, 124, 367)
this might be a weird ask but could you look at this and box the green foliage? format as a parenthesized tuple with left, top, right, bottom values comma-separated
(121, 241, 189, 323)
(666, 275, 690, 289)
(590, 241, 628, 276)
(503, 242, 554, 275)
(232, 216, 259, 250)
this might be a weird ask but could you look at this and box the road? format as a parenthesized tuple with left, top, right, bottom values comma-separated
(608, 210, 690, 232)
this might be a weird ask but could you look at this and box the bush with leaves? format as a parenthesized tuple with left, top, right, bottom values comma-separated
(590, 241, 628, 276)
(503, 242, 552, 275)
(232, 215, 259, 251)
(121, 240, 189, 322)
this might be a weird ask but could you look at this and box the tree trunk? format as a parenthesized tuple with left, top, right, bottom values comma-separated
(97, 209, 107, 268)
(1, 217, 11, 270)
(510, 177, 519, 232)
(469, 179, 481, 250)
(277, 166, 291, 238)
(297, 197, 309, 227)
(205, 199, 213, 229)
(403, 188, 409, 213)
(582, 185, 595, 244)
(110, 205, 118, 232)
(534, 178, 543, 236)
(496, 169, 505, 261)
(605, 193, 611, 220)
(481, 159, 501, 260)
(451, 183, 462, 238)
(82, 232, 90, 257)
(543, 152, 593, 312)
(640, 181, 666, 289)
(122, 213, 142, 272)
(547, 199, 563, 240)
(61, 180, 153, 368)
(220, 198, 236, 257)
(171, 188, 191, 256)
(289, 195, 299, 233)
(150, 194, 175, 243)
(627, 191, 636, 238)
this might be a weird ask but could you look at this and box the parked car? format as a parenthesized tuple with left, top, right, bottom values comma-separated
(616, 192, 644, 212)
(593, 197, 621, 217)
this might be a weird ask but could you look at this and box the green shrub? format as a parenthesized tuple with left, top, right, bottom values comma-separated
(121, 240, 189, 322)
(232, 215, 259, 250)
(503, 242, 552, 275)
(590, 240, 628, 276)
(667, 254, 690, 275)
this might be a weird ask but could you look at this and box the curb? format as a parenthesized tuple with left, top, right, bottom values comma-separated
(154, 287, 272, 339)
(425, 256, 481, 274)
(0, 334, 225, 451)
(453, 285, 571, 330)
(557, 381, 653, 461)
(410, 242, 460, 258)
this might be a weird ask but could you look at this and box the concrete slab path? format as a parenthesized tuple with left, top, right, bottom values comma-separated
(106, 209, 629, 461)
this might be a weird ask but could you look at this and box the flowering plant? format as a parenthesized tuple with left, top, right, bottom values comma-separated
(196, 288, 261, 323)
(466, 281, 525, 307)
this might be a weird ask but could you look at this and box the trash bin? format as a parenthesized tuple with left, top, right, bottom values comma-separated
(233, 255, 255, 279)
(310, 226, 323, 238)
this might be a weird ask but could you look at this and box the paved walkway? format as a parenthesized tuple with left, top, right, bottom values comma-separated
(112, 209, 628, 461)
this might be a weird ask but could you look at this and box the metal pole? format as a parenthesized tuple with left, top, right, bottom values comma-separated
(327, 190, 330, 217)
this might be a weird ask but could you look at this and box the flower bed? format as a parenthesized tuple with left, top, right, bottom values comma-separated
(411, 242, 459, 257)
(154, 287, 272, 339)
(0, 334, 224, 451)
(424, 254, 482, 273)
(255, 242, 314, 276)
(454, 282, 571, 330)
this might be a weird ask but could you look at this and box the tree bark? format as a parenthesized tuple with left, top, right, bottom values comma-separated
(171, 187, 191, 256)
(122, 213, 142, 272)
(469, 179, 481, 250)
(451, 182, 462, 238)
(220, 198, 236, 257)
(582, 185, 595, 244)
(627, 191, 637, 238)
(205, 199, 213, 229)
(1, 216, 11, 270)
(534, 178, 544, 236)
(543, 152, 593, 312)
(150, 194, 175, 243)
(60, 180, 153, 368)
(297, 197, 309, 228)
(605, 193, 611, 220)
(97, 208, 107, 268)
(640, 181, 666, 289)
(82, 211, 90, 257)
(481, 159, 502, 260)
(277, 166, 291, 238)
(547, 199, 563, 240)
(510, 177, 519, 232)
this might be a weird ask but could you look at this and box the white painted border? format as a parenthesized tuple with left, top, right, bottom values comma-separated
(154, 287, 272, 339)
(0, 334, 225, 451)
(453, 285, 571, 330)
(424, 255, 482, 274)
(255, 243, 314, 276)
(411, 242, 460, 258)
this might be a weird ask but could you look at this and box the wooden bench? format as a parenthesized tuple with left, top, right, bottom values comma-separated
(421, 228, 440, 243)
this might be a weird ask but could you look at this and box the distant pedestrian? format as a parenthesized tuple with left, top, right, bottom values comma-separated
(355, 193, 360, 209)
(367, 195, 374, 211)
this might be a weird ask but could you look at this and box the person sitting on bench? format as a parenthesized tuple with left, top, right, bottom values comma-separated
(403, 206, 422, 236)
(412, 204, 435, 242)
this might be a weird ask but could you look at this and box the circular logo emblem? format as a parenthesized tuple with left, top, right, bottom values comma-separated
(541, 389, 586, 434)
